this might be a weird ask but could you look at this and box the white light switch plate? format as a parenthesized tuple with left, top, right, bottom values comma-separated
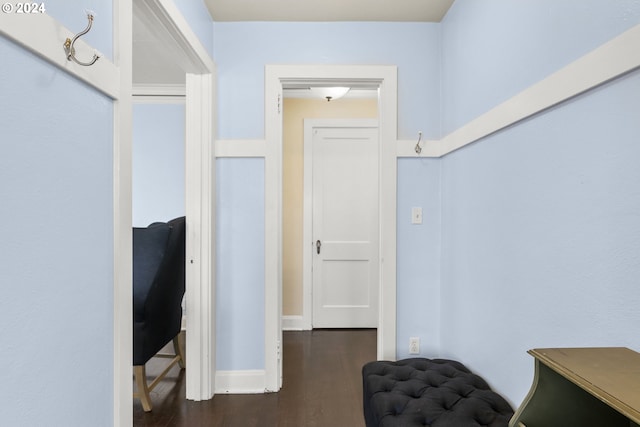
(411, 207, 423, 224)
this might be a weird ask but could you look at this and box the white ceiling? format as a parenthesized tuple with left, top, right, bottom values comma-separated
(133, 0, 455, 86)
(204, 0, 455, 22)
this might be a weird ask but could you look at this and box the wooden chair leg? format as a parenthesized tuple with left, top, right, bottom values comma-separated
(173, 334, 185, 369)
(134, 365, 153, 412)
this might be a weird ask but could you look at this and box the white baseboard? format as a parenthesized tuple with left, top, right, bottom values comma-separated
(282, 315, 311, 331)
(215, 370, 267, 394)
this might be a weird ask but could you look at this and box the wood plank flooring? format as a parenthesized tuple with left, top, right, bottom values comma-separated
(134, 329, 377, 427)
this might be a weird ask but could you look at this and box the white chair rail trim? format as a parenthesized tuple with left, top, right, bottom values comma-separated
(0, 12, 120, 99)
(222, 21, 640, 162)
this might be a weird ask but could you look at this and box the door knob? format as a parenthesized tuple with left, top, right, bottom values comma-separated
(316, 240, 321, 254)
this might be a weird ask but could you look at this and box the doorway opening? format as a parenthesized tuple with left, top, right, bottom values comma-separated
(281, 89, 380, 331)
(132, 0, 216, 408)
(265, 65, 399, 392)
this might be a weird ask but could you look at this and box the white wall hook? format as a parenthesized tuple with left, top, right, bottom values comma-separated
(63, 13, 100, 67)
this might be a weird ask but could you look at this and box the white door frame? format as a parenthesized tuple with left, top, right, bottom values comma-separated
(265, 65, 398, 392)
(114, 1, 133, 425)
(123, 0, 217, 419)
(302, 118, 379, 329)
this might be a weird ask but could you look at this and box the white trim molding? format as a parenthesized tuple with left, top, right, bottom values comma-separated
(131, 0, 218, 405)
(132, 83, 186, 99)
(0, 11, 120, 99)
(265, 64, 399, 394)
(376, 66, 399, 363)
(215, 370, 267, 394)
(113, 1, 132, 426)
(438, 23, 640, 157)
(132, 83, 186, 105)
(391, 24, 640, 160)
(215, 139, 267, 157)
(134, 0, 215, 73)
(185, 72, 216, 402)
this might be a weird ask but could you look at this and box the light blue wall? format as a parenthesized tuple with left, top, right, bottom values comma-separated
(132, 103, 185, 227)
(439, 0, 640, 406)
(213, 22, 441, 139)
(216, 158, 265, 370)
(440, 69, 640, 407)
(212, 22, 441, 370)
(396, 158, 442, 359)
(173, 0, 214, 58)
(441, 0, 640, 134)
(0, 37, 114, 426)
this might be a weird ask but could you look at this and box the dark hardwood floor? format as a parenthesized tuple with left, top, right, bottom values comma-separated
(134, 329, 377, 427)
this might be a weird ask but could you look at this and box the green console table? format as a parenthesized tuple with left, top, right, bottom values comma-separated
(510, 347, 640, 427)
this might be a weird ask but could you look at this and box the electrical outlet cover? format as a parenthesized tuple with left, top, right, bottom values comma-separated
(409, 337, 420, 354)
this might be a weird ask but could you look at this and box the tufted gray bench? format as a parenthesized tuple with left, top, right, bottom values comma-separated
(362, 358, 514, 427)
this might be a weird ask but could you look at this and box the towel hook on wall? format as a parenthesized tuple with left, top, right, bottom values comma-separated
(63, 12, 100, 67)
(414, 131, 423, 154)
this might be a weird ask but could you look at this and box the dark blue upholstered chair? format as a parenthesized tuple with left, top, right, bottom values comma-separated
(132, 216, 186, 412)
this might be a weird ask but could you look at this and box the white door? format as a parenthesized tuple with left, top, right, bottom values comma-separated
(311, 124, 379, 328)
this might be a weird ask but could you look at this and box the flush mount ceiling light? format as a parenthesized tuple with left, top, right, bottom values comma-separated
(310, 86, 350, 102)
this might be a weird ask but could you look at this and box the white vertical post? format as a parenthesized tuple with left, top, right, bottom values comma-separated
(185, 72, 216, 401)
(113, 0, 133, 426)
(264, 69, 284, 391)
(377, 67, 398, 361)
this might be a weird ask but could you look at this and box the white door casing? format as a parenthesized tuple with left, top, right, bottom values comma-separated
(309, 122, 379, 328)
(265, 65, 399, 393)
(132, 0, 217, 405)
